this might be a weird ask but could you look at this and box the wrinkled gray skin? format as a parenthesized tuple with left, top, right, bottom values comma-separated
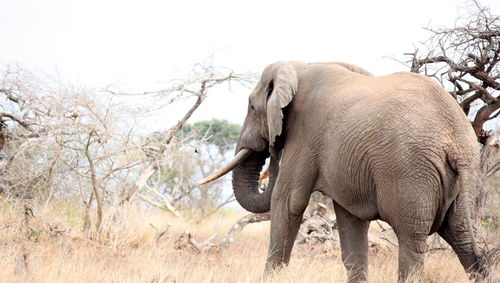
(231, 61, 489, 282)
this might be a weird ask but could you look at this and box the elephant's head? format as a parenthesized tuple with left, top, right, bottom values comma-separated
(199, 61, 298, 213)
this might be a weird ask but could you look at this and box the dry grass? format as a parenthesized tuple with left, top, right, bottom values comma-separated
(0, 199, 497, 283)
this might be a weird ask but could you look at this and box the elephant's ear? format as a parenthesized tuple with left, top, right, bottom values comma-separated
(266, 62, 298, 147)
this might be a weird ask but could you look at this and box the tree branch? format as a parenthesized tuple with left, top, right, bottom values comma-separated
(84, 131, 103, 236)
(119, 71, 245, 205)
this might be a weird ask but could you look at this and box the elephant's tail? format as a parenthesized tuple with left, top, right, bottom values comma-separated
(456, 164, 480, 252)
(454, 161, 490, 278)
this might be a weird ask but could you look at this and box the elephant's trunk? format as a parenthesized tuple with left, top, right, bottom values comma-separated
(232, 149, 276, 213)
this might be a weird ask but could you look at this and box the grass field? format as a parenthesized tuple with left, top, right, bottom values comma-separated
(0, 199, 497, 283)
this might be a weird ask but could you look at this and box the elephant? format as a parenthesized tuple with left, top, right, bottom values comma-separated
(199, 61, 489, 282)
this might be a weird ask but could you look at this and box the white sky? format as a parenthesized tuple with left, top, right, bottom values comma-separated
(1, 0, 499, 127)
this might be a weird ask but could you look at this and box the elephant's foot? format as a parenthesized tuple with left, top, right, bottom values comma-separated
(263, 258, 286, 278)
(346, 268, 368, 283)
(468, 253, 490, 283)
(397, 236, 427, 282)
(264, 216, 300, 275)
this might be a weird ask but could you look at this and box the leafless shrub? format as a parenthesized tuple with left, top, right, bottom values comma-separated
(0, 64, 148, 236)
(0, 60, 256, 239)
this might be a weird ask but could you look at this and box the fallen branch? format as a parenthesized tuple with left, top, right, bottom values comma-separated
(174, 230, 213, 252)
(375, 220, 393, 232)
(0, 225, 12, 233)
(296, 204, 337, 245)
(173, 204, 339, 252)
(173, 216, 222, 251)
(221, 213, 270, 246)
(172, 213, 271, 252)
(150, 223, 170, 244)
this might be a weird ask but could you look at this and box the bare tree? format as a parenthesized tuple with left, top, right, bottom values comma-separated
(117, 63, 256, 217)
(0, 61, 255, 236)
(0, 64, 147, 237)
(404, 0, 499, 223)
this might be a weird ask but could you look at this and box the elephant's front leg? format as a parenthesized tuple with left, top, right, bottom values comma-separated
(264, 168, 314, 273)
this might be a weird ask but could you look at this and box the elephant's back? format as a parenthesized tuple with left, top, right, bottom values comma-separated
(371, 72, 476, 149)
(325, 72, 478, 209)
(344, 72, 474, 142)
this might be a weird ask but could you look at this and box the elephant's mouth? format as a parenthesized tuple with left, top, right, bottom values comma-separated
(199, 148, 274, 213)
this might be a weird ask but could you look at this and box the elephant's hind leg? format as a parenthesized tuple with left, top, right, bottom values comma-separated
(376, 171, 441, 282)
(333, 201, 369, 283)
(389, 198, 433, 281)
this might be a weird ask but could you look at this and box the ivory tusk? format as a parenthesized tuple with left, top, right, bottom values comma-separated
(259, 166, 269, 180)
(198, 148, 252, 185)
